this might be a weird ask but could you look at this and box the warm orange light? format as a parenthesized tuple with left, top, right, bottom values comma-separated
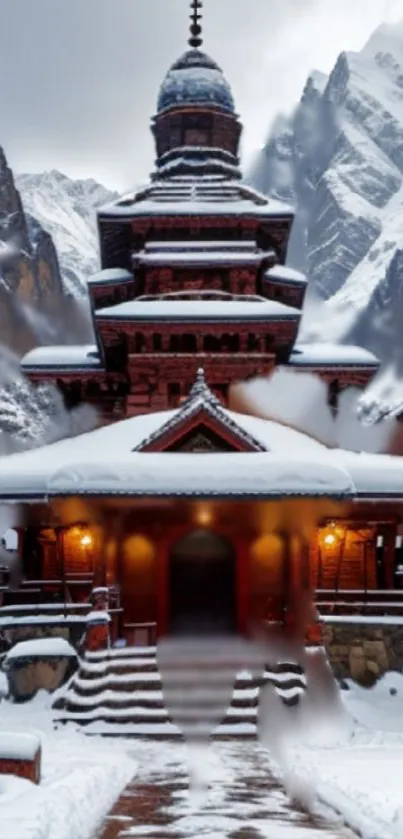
(320, 522, 343, 549)
(80, 534, 93, 548)
(196, 505, 213, 527)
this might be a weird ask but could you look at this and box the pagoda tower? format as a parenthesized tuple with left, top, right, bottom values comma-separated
(21, 1, 379, 420)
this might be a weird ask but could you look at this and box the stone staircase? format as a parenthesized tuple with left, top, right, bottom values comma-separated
(54, 643, 307, 739)
(53, 644, 260, 738)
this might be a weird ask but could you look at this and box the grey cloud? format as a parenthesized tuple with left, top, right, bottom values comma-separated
(0, 0, 398, 189)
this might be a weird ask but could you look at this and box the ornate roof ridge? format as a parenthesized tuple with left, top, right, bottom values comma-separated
(134, 369, 266, 452)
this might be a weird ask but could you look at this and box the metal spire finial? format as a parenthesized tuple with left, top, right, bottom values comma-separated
(188, 0, 203, 49)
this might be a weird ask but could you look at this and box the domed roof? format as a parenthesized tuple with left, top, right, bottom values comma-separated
(157, 49, 235, 114)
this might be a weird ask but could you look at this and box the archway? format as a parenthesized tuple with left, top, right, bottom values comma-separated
(169, 529, 236, 635)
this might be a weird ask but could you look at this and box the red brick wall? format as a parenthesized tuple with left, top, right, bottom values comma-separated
(0, 751, 41, 785)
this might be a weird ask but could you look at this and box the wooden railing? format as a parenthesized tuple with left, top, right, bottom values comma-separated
(316, 589, 403, 616)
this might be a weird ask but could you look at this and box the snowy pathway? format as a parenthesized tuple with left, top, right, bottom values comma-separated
(96, 741, 352, 839)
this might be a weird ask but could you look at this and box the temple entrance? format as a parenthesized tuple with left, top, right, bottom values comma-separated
(169, 530, 236, 635)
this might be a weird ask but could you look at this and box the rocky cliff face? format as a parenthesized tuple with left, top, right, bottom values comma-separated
(0, 148, 96, 449)
(248, 21, 403, 381)
(16, 171, 118, 295)
(0, 147, 67, 355)
(0, 150, 63, 302)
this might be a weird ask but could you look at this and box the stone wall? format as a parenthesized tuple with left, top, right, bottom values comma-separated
(323, 619, 403, 687)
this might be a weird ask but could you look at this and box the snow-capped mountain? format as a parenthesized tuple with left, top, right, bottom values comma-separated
(249, 21, 403, 389)
(16, 171, 118, 295)
(0, 348, 97, 455)
(0, 152, 97, 447)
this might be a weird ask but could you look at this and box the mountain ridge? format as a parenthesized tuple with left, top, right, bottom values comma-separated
(16, 170, 118, 296)
(248, 21, 403, 418)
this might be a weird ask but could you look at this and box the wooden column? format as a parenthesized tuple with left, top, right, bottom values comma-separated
(236, 538, 249, 636)
(382, 524, 397, 589)
(55, 527, 67, 616)
(156, 535, 169, 638)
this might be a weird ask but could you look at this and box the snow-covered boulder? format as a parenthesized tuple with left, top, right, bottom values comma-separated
(4, 638, 78, 702)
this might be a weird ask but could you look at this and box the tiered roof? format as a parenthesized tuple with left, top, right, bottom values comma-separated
(99, 178, 293, 220)
(95, 296, 300, 322)
(289, 344, 380, 370)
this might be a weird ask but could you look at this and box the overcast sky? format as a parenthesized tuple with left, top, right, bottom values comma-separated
(1, 0, 403, 190)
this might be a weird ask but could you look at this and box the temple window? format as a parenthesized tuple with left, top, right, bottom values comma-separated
(153, 334, 162, 351)
(203, 334, 220, 352)
(169, 335, 180, 352)
(247, 333, 260, 352)
(182, 333, 197, 352)
(135, 333, 146, 353)
(221, 333, 238, 352)
(265, 335, 273, 352)
(168, 382, 181, 406)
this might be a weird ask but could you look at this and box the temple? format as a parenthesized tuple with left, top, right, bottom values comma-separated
(20, 3, 379, 421)
(1, 3, 403, 734)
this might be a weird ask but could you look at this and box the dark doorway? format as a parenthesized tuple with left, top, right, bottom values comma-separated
(169, 530, 236, 636)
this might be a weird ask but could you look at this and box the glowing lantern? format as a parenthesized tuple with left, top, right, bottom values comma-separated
(80, 533, 93, 548)
(320, 522, 343, 549)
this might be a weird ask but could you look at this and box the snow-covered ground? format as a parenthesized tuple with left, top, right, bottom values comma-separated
(1, 672, 403, 838)
(276, 672, 403, 839)
(0, 691, 136, 839)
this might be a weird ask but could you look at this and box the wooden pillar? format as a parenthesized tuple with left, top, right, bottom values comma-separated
(115, 511, 127, 638)
(236, 538, 249, 636)
(55, 527, 67, 616)
(381, 524, 397, 589)
(156, 536, 169, 639)
(300, 539, 311, 591)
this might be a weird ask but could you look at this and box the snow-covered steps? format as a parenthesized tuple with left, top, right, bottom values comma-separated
(264, 662, 307, 707)
(54, 646, 307, 739)
(54, 645, 261, 738)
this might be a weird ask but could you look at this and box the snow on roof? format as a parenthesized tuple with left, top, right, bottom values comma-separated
(98, 179, 294, 220)
(265, 265, 308, 284)
(21, 345, 103, 371)
(144, 241, 257, 253)
(340, 450, 403, 498)
(87, 268, 134, 286)
(5, 638, 77, 661)
(289, 343, 380, 368)
(135, 249, 274, 266)
(0, 733, 41, 761)
(0, 382, 353, 499)
(157, 49, 235, 114)
(96, 298, 300, 322)
(0, 368, 402, 500)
